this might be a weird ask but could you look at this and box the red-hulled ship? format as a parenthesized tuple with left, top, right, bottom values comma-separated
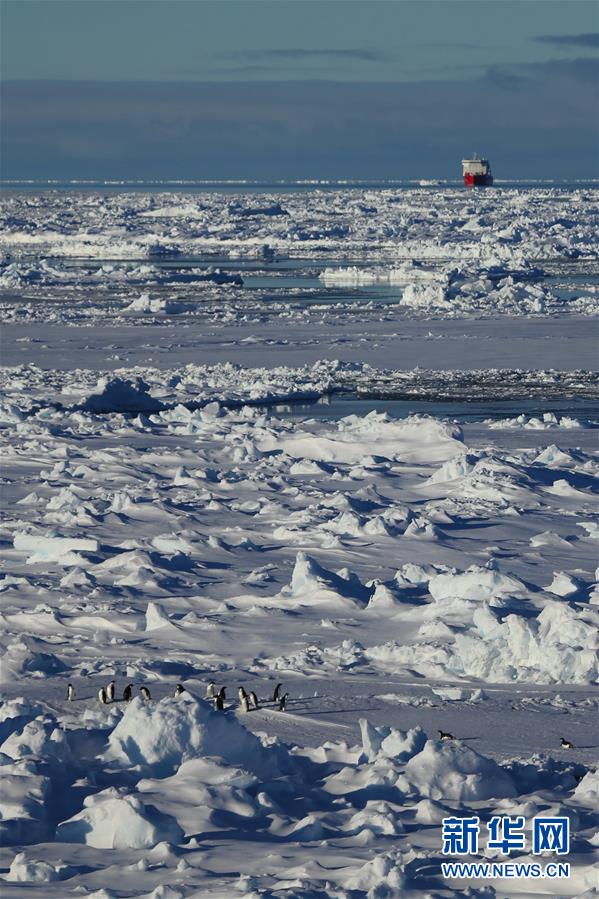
(462, 154, 493, 186)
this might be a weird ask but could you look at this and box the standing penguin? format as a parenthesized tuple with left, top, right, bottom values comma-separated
(98, 687, 107, 705)
(140, 686, 151, 701)
(249, 691, 259, 710)
(123, 684, 134, 702)
(239, 694, 250, 713)
(106, 680, 116, 703)
(278, 693, 288, 711)
(218, 686, 227, 702)
(238, 686, 248, 703)
(174, 684, 186, 698)
(272, 682, 283, 703)
(66, 684, 75, 702)
(214, 694, 224, 711)
(206, 680, 216, 699)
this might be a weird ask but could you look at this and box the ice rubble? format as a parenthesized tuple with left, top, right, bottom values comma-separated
(447, 602, 598, 684)
(488, 412, 587, 429)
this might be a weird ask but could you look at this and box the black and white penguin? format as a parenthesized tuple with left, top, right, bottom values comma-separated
(106, 680, 116, 703)
(560, 737, 574, 749)
(123, 684, 134, 702)
(140, 686, 151, 701)
(218, 686, 227, 702)
(206, 680, 216, 699)
(174, 684, 185, 698)
(249, 691, 259, 709)
(214, 694, 224, 711)
(66, 684, 75, 702)
(272, 682, 283, 703)
(240, 694, 250, 713)
(98, 687, 107, 705)
(278, 693, 288, 711)
(238, 686, 248, 703)
(438, 729, 454, 741)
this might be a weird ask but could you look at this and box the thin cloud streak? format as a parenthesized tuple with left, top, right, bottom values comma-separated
(533, 32, 599, 48)
(216, 48, 388, 62)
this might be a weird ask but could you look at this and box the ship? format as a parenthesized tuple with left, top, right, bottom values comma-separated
(462, 154, 493, 187)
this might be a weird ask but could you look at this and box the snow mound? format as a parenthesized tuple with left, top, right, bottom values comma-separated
(13, 533, 99, 565)
(360, 719, 427, 763)
(546, 571, 583, 598)
(125, 294, 191, 315)
(258, 412, 463, 466)
(78, 377, 164, 413)
(145, 602, 174, 631)
(105, 694, 276, 778)
(428, 565, 526, 603)
(56, 787, 183, 849)
(344, 850, 406, 893)
(281, 552, 369, 607)
(573, 769, 599, 806)
(398, 739, 516, 801)
(5, 852, 68, 883)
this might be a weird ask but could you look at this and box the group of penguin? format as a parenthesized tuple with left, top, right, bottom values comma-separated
(66, 679, 288, 713)
(205, 680, 288, 712)
(66, 681, 183, 704)
(66, 682, 575, 748)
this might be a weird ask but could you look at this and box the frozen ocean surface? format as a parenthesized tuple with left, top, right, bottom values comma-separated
(0, 185, 597, 898)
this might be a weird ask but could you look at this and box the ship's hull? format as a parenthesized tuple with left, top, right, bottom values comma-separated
(464, 172, 493, 187)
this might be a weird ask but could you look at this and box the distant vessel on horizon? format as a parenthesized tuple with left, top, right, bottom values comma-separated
(462, 154, 493, 187)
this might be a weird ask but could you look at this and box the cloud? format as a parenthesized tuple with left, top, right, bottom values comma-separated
(522, 56, 599, 84)
(458, 56, 598, 88)
(533, 33, 599, 49)
(216, 48, 388, 62)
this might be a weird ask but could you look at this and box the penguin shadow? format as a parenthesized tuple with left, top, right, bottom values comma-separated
(287, 703, 383, 717)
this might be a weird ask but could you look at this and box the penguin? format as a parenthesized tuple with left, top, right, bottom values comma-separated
(123, 684, 133, 702)
(66, 683, 75, 702)
(560, 737, 574, 749)
(218, 686, 227, 702)
(278, 693, 288, 711)
(174, 684, 186, 698)
(238, 686, 248, 703)
(206, 681, 216, 699)
(214, 694, 224, 711)
(438, 729, 454, 741)
(98, 687, 107, 705)
(240, 694, 250, 713)
(249, 691, 259, 709)
(272, 682, 283, 703)
(106, 680, 116, 703)
(140, 686, 152, 701)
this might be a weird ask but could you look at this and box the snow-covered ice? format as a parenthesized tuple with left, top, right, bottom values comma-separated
(0, 184, 597, 897)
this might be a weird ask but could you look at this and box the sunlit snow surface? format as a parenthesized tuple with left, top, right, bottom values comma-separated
(0, 187, 598, 898)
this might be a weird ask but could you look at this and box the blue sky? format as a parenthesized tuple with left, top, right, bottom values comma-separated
(1, 0, 597, 179)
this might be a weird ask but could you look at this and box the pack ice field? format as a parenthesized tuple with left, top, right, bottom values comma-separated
(0, 185, 597, 898)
